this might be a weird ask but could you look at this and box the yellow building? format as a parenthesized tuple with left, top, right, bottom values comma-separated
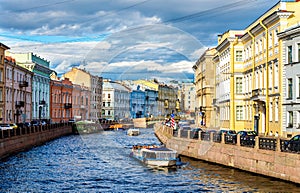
(215, 30, 245, 131)
(208, 1, 300, 136)
(240, 0, 300, 136)
(193, 48, 217, 128)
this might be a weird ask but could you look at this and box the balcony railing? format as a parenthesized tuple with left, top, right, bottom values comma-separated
(15, 101, 25, 108)
(39, 100, 46, 105)
(19, 81, 29, 87)
(64, 103, 72, 109)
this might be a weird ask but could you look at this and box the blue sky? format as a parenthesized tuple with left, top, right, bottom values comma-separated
(0, 0, 279, 82)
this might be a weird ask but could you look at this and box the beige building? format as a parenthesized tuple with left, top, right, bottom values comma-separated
(63, 67, 103, 121)
(158, 84, 178, 117)
(180, 82, 195, 116)
(193, 48, 217, 128)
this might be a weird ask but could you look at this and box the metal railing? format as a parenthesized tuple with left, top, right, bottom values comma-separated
(166, 125, 299, 154)
(0, 122, 73, 140)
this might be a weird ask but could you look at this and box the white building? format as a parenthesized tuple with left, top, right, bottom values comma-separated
(181, 82, 196, 114)
(102, 80, 131, 121)
(278, 25, 300, 137)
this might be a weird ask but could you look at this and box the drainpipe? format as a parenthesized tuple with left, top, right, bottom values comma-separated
(260, 20, 269, 136)
(248, 30, 256, 132)
(230, 37, 239, 130)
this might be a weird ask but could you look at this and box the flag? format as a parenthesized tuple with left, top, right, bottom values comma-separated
(171, 113, 175, 129)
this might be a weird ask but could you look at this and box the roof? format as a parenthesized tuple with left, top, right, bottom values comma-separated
(103, 81, 130, 92)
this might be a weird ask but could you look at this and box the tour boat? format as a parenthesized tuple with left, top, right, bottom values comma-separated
(127, 128, 140, 136)
(130, 145, 178, 167)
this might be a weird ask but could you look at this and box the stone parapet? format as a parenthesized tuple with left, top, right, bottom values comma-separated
(154, 123, 300, 184)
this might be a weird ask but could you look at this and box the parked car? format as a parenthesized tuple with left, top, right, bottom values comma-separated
(237, 130, 257, 146)
(9, 123, 18, 129)
(218, 129, 237, 143)
(31, 120, 40, 126)
(68, 119, 76, 123)
(40, 121, 47, 126)
(0, 123, 14, 130)
(284, 134, 300, 152)
(237, 130, 257, 137)
(190, 128, 203, 139)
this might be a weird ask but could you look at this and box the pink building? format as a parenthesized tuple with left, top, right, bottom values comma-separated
(4, 56, 33, 123)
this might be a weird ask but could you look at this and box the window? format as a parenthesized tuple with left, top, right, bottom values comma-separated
(103, 102, 105, 107)
(269, 102, 273, 122)
(288, 45, 293, 63)
(0, 88, 2, 102)
(274, 29, 279, 45)
(269, 32, 273, 48)
(0, 69, 2, 82)
(299, 77, 300, 98)
(236, 50, 243, 62)
(236, 106, 243, 121)
(108, 93, 111, 99)
(288, 111, 293, 127)
(236, 77, 243, 93)
(298, 43, 300, 62)
(275, 102, 279, 122)
(288, 78, 293, 99)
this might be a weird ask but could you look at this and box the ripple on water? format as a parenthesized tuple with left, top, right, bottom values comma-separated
(0, 129, 299, 192)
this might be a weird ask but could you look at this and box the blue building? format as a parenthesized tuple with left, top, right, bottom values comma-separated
(145, 89, 159, 118)
(130, 86, 146, 118)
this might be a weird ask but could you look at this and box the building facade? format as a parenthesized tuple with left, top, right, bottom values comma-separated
(278, 25, 300, 137)
(239, 1, 300, 136)
(130, 88, 146, 118)
(193, 48, 216, 128)
(63, 67, 102, 122)
(145, 89, 159, 118)
(158, 84, 178, 117)
(102, 80, 130, 120)
(4, 56, 33, 123)
(90, 75, 103, 121)
(0, 43, 10, 123)
(50, 75, 73, 123)
(215, 30, 244, 131)
(6, 52, 52, 122)
(202, 1, 300, 136)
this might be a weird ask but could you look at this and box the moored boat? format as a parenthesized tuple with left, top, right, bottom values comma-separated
(130, 145, 178, 167)
(127, 128, 140, 136)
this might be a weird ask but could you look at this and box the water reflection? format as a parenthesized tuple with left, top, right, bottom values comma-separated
(0, 128, 299, 192)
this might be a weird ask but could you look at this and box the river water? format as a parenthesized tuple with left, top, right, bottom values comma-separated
(0, 128, 299, 192)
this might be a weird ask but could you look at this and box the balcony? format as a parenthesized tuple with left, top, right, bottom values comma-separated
(15, 101, 25, 108)
(64, 103, 72, 109)
(19, 81, 29, 87)
(250, 89, 266, 102)
(39, 100, 46, 105)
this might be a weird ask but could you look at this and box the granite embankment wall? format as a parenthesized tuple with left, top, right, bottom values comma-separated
(0, 124, 73, 160)
(154, 123, 300, 184)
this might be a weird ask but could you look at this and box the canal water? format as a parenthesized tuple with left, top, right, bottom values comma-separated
(0, 128, 299, 192)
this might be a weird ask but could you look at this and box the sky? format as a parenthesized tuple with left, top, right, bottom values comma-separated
(0, 0, 279, 82)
